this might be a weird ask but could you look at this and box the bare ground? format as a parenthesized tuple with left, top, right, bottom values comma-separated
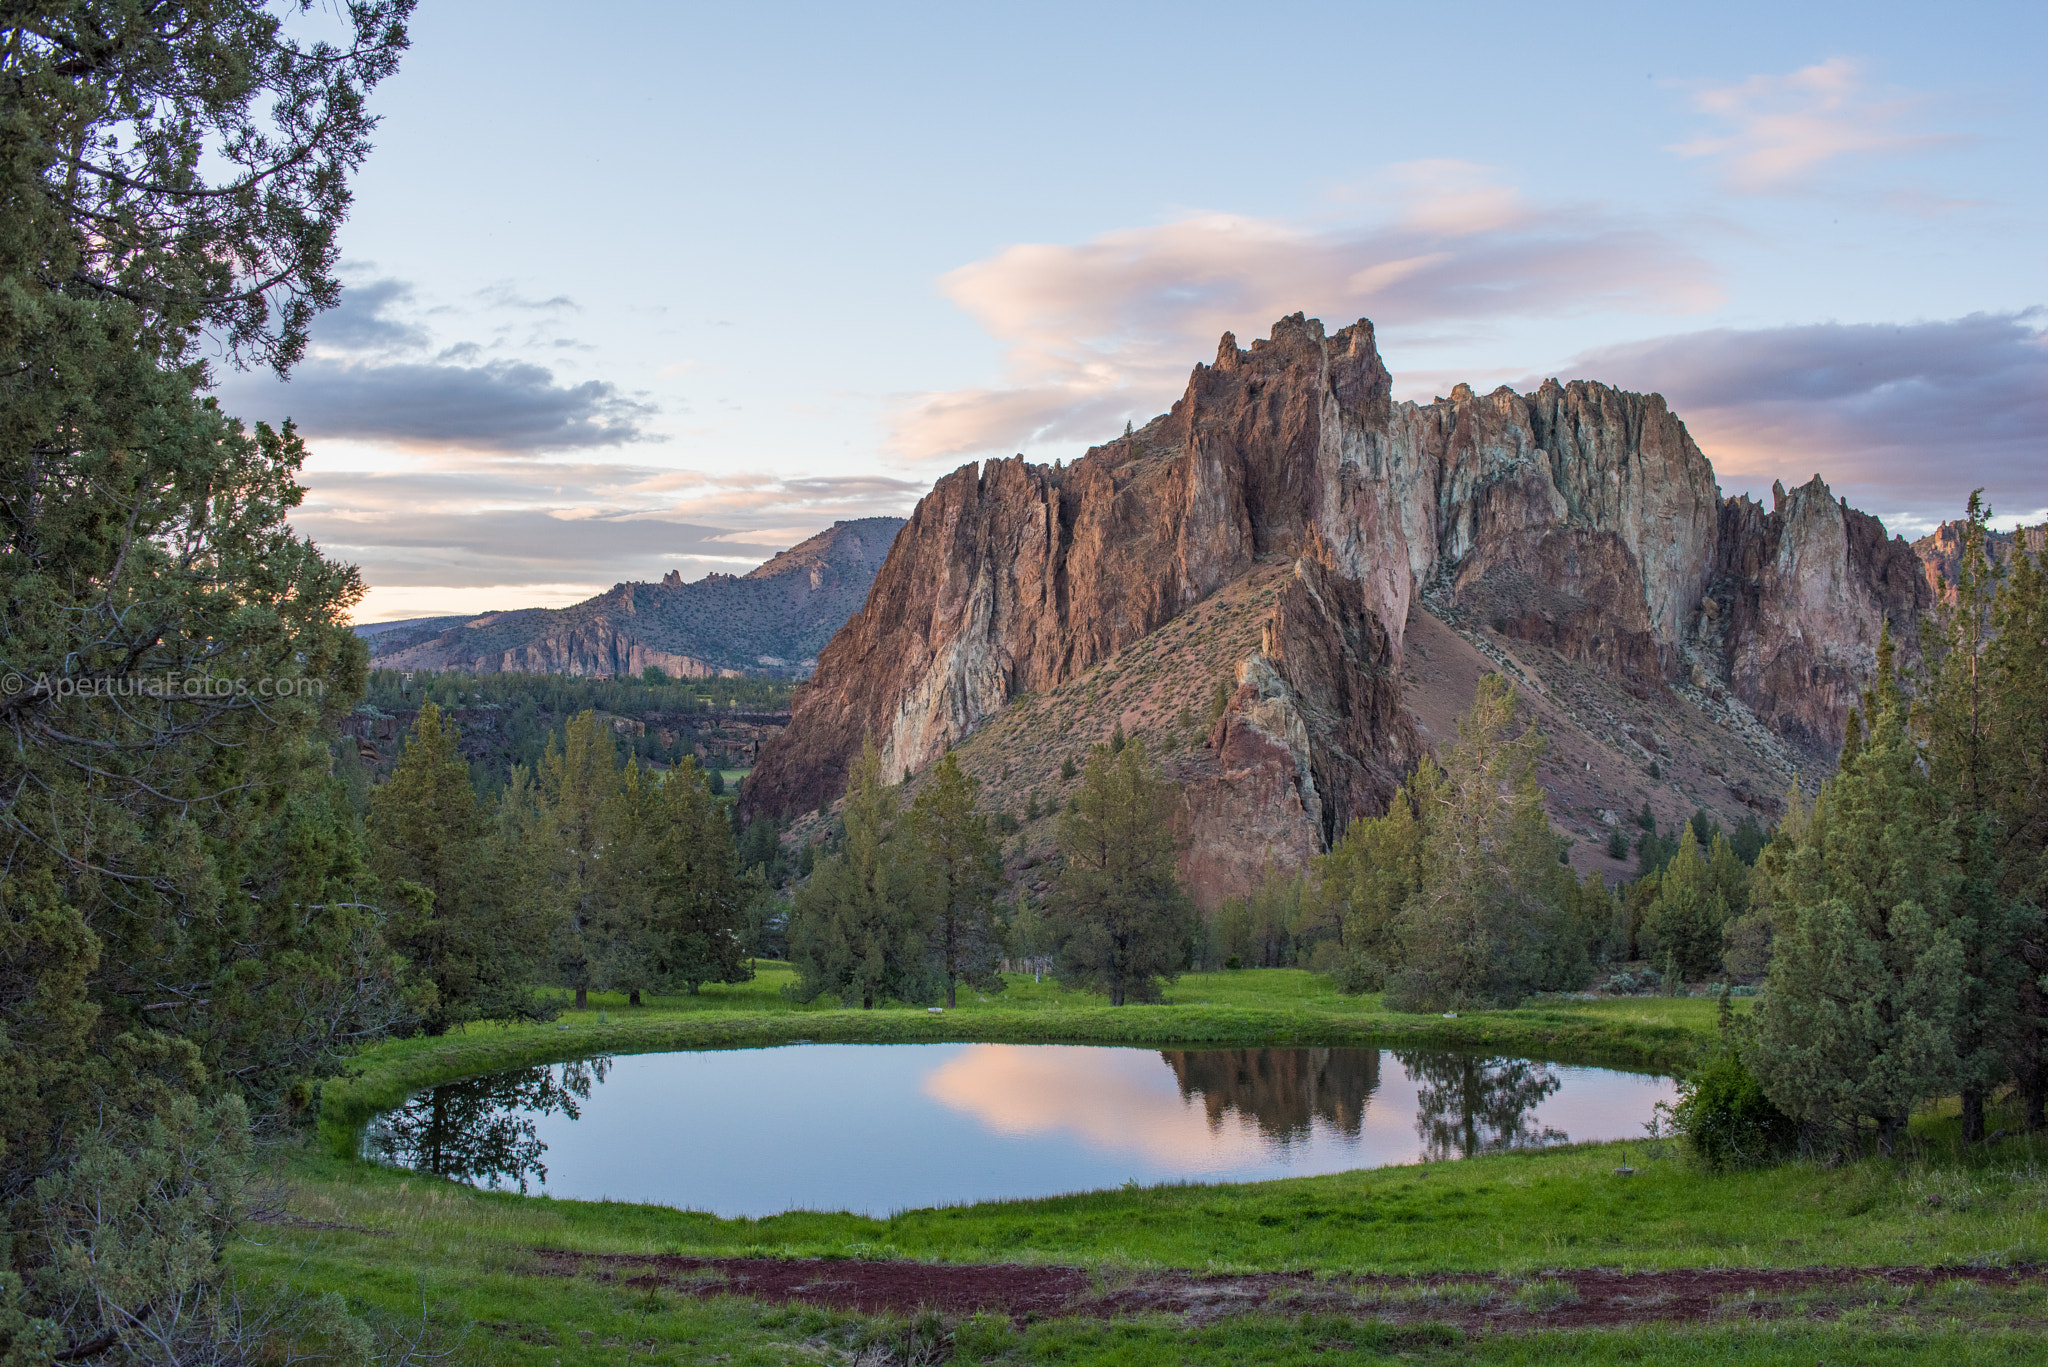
(535, 1250, 2048, 1331)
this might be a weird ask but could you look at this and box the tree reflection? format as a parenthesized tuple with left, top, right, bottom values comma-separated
(364, 1057, 611, 1193)
(1396, 1051, 1564, 1160)
(1159, 1047, 1381, 1143)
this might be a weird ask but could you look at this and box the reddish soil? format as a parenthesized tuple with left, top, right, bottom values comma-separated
(536, 1250, 2048, 1330)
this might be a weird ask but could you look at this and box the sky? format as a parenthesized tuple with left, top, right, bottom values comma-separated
(210, 0, 2048, 622)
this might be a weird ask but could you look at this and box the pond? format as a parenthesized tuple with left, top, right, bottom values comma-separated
(363, 1044, 1674, 1218)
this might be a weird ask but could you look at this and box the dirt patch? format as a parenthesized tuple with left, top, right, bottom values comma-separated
(536, 1250, 2048, 1330)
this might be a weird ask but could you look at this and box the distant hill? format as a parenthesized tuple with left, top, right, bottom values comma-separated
(359, 517, 906, 678)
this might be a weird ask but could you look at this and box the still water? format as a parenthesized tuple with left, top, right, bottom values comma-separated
(364, 1044, 1673, 1218)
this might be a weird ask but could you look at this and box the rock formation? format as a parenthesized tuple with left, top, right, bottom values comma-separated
(743, 315, 1932, 900)
(365, 517, 905, 678)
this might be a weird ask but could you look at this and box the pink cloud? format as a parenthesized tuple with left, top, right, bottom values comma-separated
(889, 166, 1719, 459)
(1670, 58, 1955, 194)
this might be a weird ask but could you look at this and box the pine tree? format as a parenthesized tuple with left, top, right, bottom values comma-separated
(538, 711, 623, 1009)
(1747, 651, 1969, 1154)
(908, 751, 1006, 1007)
(787, 739, 927, 1007)
(1643, 825, 1727, 981)
(1048, 739, 1190, 1005)
(369, 702, 547, 1032)
(602, 760, 752, 1000)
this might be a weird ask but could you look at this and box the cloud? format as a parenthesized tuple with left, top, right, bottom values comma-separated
(311, 278, 431, 353)
(292, 460, 923, 613)
(1671, 58, 1953, 194)
(1563, 312, 2048, 524)
(251, 357, 660, 451)
(890, 164, 1718, 459)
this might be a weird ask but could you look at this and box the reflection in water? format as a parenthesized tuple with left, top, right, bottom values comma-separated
(1397, 1051, 1564, 1160)
(365, 1044, 1671, 1215)
(1160, 1047, 1379, 1143)
(364, 1057, 610, 1192)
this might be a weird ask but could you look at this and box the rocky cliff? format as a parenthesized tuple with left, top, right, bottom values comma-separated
(366, 517, 906, 678)
(744, 316, 1931, 900)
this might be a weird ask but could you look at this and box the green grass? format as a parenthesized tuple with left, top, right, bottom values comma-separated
(265, 969, 2048, 1364)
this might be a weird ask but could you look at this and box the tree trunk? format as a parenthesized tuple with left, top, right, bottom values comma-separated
(946, 981, 956, 1009)
(574, 985, 587, 1010)
(863, 992, 873, 1009)
(1962, 1085, 1986, 1143)
(1110, 983, 1124, 1007)
(628, 988, 642, 1007)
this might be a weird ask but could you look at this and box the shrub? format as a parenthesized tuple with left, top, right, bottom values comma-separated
(1665, 1049, 1801, 1169)
(1606, 827, 1629, 860)
(1060, 756, 1078, 781)
(1328, 950, 1387, 996)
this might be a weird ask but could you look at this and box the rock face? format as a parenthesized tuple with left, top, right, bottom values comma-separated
(365, 518, 905, 678)
(1913, 519, 2047, 601)
(745, 315, 1929, 897)
(1704, 479, 1931, 754)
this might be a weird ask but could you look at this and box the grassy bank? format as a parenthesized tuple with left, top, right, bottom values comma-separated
(248, 1119, 2048, 1365)
(317, 966, 1722, 1155)
(265, 968, 2048, 1364)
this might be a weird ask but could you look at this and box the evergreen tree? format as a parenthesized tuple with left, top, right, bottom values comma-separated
(1642, 826, 1728, 981)
(1315, 786, 1423, 969)
(0, 3, 412, 1356)
(787, 740, 927, 1007)
(368, 702, 551, 1032)
(907, 751, 1005, 1007)
(1048, 739, 1190, 1005)
(1391, 675, 1581, 1010)
(1921, 493, 2045, 1135)
(1747, 652, 1970, 1154)
(601, 760, 752, 1000)
(538, 711, 622, 1008)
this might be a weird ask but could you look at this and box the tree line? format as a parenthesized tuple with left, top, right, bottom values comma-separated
(784, 734, 1190, 1009)
(367, 704, 761, 1033)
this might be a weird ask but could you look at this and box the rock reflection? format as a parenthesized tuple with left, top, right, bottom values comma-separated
(1159, 1048, 1380, 1143)
(364, 1057, 610, 1192)
(1397, 1052, 1565, 1160)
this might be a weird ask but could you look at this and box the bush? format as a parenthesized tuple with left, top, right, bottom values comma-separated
(1606, 827, 1629, 860)
(1327, 950, 1387, 996)
(1665, 1049, 1800, 1169)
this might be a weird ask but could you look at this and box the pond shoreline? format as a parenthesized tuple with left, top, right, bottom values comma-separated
(318, 996, 1709, 1160)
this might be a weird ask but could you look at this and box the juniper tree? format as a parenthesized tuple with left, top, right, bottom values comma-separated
(1048, 739, 1190, 1005)
(0, 2, 412, 1357)
(907, 750, 1005, 1008)
(1747, 649, 1969, 1154)
(787, 739, 928, 1008)
(1920, 493, 2045, 1135)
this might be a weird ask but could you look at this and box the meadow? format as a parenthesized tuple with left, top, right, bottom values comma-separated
(260, 968, 2048, 1364)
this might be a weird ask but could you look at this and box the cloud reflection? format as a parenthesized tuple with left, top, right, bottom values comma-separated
(922, 1044, 1279, 1166)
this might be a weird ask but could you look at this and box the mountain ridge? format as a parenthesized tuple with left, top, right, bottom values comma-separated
(743, 314, 1943, 904)
(361, 517, 907, 678)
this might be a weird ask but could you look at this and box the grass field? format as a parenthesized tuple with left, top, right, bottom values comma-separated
(255, 968, 2048, 1364)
